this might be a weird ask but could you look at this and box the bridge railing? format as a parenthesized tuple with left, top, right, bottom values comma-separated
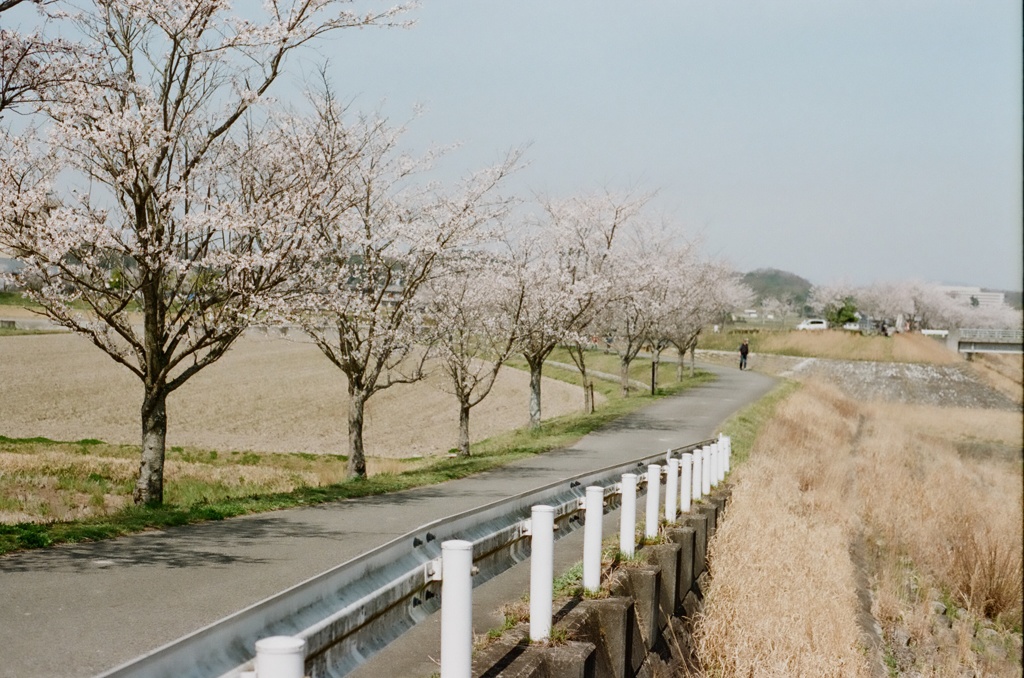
(958, 328, 1024, 342)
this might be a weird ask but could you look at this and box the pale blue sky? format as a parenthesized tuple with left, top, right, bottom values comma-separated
(309, 0, 1022, 290)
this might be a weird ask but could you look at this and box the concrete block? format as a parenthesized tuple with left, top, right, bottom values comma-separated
(556, 604, 592, 641)
(682, 590, 703, 620)
(538, 640, 595, 678)
(472, 626, 531, 678)
(486, 648, 546, 678)
(615, 567, 660, 652)
(643, 543, 681, 629)
(684, 513, 707, 579)
(709, 494, 727, 521)
(697, 503, 717, 539)
(578, 597, 637, 678)
(664, 527, 695, 608)
(664, 616, 699, 673)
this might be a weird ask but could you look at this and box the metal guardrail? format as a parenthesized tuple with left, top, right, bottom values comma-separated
(951, 328, 1024, 355)
(958, 328, 1024, 342)
(97, 438, 716, 678)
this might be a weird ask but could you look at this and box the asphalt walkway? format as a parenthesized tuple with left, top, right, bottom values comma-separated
(0, 363, 775, 678)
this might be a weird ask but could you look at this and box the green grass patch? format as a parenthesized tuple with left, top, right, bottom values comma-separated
(0, 435, 106, 446)
(507, 346, 711, 400)
(553, 561, 584, 598)
(0, 327, 68, 337)
(0, 291, 38, 306)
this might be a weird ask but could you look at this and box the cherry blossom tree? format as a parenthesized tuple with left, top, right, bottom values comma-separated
(1, 2, 82, 115)
(511, 191, 651, 426)
(424, 251, 524, 456)
(858, 280, 1021, 331)
(283, 95, 522, 477)
(808, 281, 860, 326)
(639, 242, 711, 389)
(659, 262, 751, 379)
(856, 281, 916, 327)
(0, 0, 411, 505)
(599, 226, 679, 397)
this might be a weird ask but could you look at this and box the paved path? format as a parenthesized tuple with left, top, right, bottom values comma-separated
(0, 363, 776, 678)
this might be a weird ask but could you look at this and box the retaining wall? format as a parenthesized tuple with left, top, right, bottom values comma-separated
(469, 488, 730, 678)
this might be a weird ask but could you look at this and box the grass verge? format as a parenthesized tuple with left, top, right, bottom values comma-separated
(0, 361, 715, 555)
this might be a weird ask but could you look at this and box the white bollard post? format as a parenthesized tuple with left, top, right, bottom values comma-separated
(529, 505, 555, 642)
(679, 453, 692, 513)
(702, 446, 712, 496)
(255, 636, 305, 678)
(709, 443, 719, 487)
(619, 474, 638, 557)
(665, 458, 679, 524)
(583, 485, 605, 593)
(645, 464, 661, 538)
(724, 435, 732, 474)
(440, 540, 474, 678)
(692, 450, 702, 501)
(717, 442, 726, 483)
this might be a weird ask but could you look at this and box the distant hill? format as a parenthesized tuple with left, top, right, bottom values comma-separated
(742, 268, 813, 306)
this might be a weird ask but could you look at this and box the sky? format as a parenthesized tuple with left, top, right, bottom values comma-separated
(303, 0, 1023, 291)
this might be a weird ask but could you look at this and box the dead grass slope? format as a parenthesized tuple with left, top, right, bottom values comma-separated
(0, 333, 589, 458)
(696, 381, 1023, 677)
(703, 329, 963, 365)
(969, 353, 1024, 406)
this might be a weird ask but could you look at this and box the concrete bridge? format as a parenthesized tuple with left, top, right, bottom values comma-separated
(947, 328, 1024, 356)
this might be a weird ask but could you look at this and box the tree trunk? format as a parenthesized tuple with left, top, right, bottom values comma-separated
(347, 391, 368, 478)
(134, 388, 168, 505)
(676, 357, 683, 382)
(527, 357, 543, 429)
(651, 346, 661, 394)
(620, 357, 630, 397)
(458, 399, 471, 456)
(690, 345, 696, 377)
(568, 345, 594, 415)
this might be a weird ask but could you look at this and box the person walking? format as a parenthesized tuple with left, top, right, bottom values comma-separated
(739, 338, 750, 370)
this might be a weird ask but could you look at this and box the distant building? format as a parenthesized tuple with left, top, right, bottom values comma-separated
(937, 286, 1005, 308)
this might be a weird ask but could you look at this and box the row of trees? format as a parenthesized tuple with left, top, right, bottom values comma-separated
(808, 281, 1022, 331)
(0, 1, 744, 506)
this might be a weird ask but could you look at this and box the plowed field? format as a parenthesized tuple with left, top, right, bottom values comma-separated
(0, 332, 588, 458)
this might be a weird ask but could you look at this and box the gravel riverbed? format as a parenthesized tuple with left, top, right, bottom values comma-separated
(697, 349, 1021, 411)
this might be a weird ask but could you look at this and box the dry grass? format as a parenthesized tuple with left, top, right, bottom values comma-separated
(969, 353, 1024, 406)
(760, 330, 962, 364)
(701, 329, 962, 365)
(0, 332, 587, 459)
(857, 403, 1023, 677)
(695, 383, 872, 677)
(695, 380, 1023, 677)
(858, 403, 1023, 627)
(0, 441, 354, 523)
